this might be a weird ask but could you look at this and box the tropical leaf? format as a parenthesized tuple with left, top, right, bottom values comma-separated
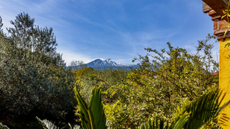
(138, 116, 168, 129)
(139, 87, 230, 129)
(74, 86, 91, 129)
(170, 113, 189, 129)
(74, 86, 106, 129)
(182, 88, 230, 129)
(138, 113, 189, 129)
(89, 87, 107, 129)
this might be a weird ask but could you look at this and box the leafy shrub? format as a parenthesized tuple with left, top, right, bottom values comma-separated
(75, 67, 128, 104)
(104, 35, 219, 128)
(0, 13, 76, 124)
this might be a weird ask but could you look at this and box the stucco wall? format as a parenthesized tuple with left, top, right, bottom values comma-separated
(219, 38, 230, 127)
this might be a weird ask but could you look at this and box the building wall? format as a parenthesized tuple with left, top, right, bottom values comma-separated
(219, 38, 230, 126)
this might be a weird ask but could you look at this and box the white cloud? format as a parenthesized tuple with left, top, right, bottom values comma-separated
(57, 50, 92, 66)
(1, 15, 14, 33)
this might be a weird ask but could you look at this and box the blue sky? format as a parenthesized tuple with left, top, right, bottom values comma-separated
(0, 0, 218, 66)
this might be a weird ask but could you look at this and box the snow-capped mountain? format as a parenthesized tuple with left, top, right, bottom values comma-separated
(86, 58, 135, 67)
(85, 58, 139, 70)
(67, 58, 139, 70)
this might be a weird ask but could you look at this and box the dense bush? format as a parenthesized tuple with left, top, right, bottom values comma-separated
(0, 13, 222, 129)
(0, 13, 76, 127)
(75, 67, 128, 104)
(104, 35, 219, 128)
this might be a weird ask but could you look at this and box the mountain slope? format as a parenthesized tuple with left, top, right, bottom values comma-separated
(86, 58, 133, 67)
(67, 58, 139, 70)
(86, 58, 138, 70)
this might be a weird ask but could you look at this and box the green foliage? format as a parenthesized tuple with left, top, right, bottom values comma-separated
(139, 87, 229, 129)
(70, 60, 87, 71)
(0, 12, 225, 129)
(139, 35, 218, 99)
(182, 88, 228, 129)
(0, 13, 76, 124)
(3, 86, 230, 129)
(134, 38, 218, 99)
(75, 67, 128, 104)
(104, 35, 219, 128)
(74, 86, 106, 129)
(76, 83, 229, 129)
(75, 67, 94, 80)
(105, 71, 167, 128)
(139, 114, 189, 129)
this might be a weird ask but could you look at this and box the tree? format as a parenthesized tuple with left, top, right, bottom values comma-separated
(0, 16, 3, 32)
(0, 13, 75, 122)
(29, 86, 230, 129)
(5, 12, 65, 68)
(133, 34, 218, 100)
(70, 60, 86, 71)
(104, 34, 219, 128)
(7, 12, 55, 54)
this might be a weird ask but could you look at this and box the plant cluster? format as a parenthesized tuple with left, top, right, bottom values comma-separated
(103, 35, 219, 128)
(0, 13, 77, 128)
(0, 12, 227, 129)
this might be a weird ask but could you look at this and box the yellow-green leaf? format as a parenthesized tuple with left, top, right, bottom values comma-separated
(74, 86, 107, 129)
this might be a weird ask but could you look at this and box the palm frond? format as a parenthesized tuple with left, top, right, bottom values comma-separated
(170, 112, 189, 129)
(138, 116, 168, 129)
(182, 88, 230, 129)
(138, 113, 189, 129)
(139, 87, 230, 129)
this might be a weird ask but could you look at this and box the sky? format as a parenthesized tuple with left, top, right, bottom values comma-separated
(0, 0, 218, 66)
